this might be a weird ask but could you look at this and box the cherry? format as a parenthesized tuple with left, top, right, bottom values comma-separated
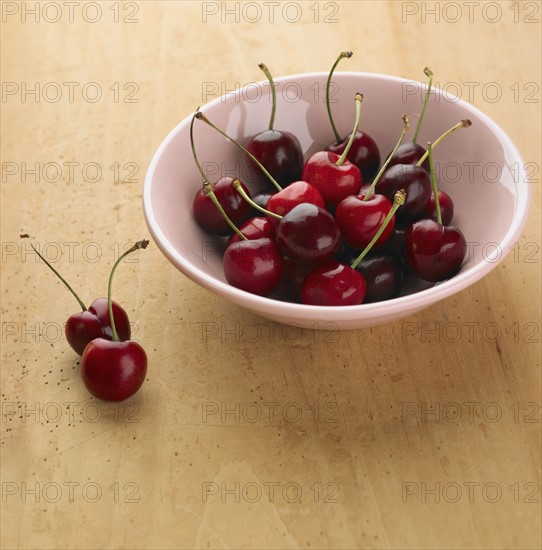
(275, 257, 317, 302)
(324, 52, 381, 181)
(301, 261, 366, 306)
(245, 63, 304, 187)
(354, 254, 403, 303)
(335, 114, 410, 249)
(303, 93, 363, 207)
(30, 243, 130, 356)
(405, 143, 466, 282)
(223, 238, 283, 296)
(276, 203, 341, 262)
(388, 68, 433, 171)
(190, 114, 252, 235)
(251, 189, 273, 215)
(301, 190, 406, 306)
(266, 180, 325, 222)
(80, 240, 149, 401)
(419, 190, 454, 226)
(227, 216, 276, 246)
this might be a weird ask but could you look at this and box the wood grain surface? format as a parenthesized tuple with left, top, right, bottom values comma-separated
(1, 1, 541, 549)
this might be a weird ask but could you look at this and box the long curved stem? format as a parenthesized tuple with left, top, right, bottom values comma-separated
(30, 243, 87, 311)
(427, 142, 442, 225)
(108, 239, 149, 341)
(412, 67, 433, 144)
(190, 111, 210, 185)
(363, 114, 409, 201)
(195, 111, 282, 192)
(326, 51, 353, 141)
(232, 179, 282, 219)
(336, 93, 363, 166)
(259, 63, 276, 131)
(416, 119, 472, 167)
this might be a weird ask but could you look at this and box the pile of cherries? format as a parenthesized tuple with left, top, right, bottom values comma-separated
(30, 238, 148, 400)
(191, 55, 470, 306)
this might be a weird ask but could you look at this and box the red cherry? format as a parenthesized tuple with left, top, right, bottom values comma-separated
(335, 193, 395, 250)
(192, 176, 252, 236)
(227, 217, 276, 246)
(223, 237, 283, 296)
(326, 131, 380, 182)
(266, 180, 325, 222)
(79, 239, 149, 401)
(251, 189, 273, 216)
(81, 339, 147, 401)
(275, 257, 318, 302)
(419, 190, 454, 226)
(353, 253, 403, 303)
(388, 142, 429, 171)
(276, 203, 341, 262)
(405, 219, 466, 282)
(301, 261, 366, 306)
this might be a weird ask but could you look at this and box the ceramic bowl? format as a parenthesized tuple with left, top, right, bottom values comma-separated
(143, 71, 530, 329)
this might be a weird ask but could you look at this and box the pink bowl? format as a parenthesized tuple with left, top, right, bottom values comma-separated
(143, 72, 530, 329)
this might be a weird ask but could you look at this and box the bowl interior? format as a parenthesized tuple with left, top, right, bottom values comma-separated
(145, 72, 529, 325)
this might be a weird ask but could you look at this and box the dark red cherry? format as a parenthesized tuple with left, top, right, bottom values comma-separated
(376, 164, 431, 222)
(419, 190, 454, 226)
(251, 189, 273, 216)
(326, 131, 380, 182)
(276, 203, 341, 262)
(275, 257, 318, 303)
(266, 181, 325, 222)
(192, 177, 252, 236)
(301, 261, 366, 306)
(353, 254, 403, 303)
(335, 193, 395, 250)
(405, 219, 467, 282)
(227, 217, 276, 246)
(81, 339, 147, 401)
(223, 237, 283, 296)
(388, 142, 429, 171)
(65, 298, 131, 356)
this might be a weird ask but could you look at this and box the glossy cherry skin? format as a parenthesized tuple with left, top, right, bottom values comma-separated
(301, 261, 366, 306)
(227, 217, 276, 247)
(405, 219, 467, 282)
(65, 298, 130, 356)
(326, 131, 381, 181)
(251, 189, 273, 216)
(192, 177, 252, 236)
(388, 142, 429, 171)
(266, 181, 325, 223)
(418, 190, 454, 226)
(376, 164, 431, 222)
(275, 257, 317, 302)
(246, 130, 304, 188)
(302, 151, 362, 208)
(353, 254, 403, 303)
(335, 193, 395, 250)
(223, 237, 283, 296)
(276, 203, 341, 262)
(80, 338, 147, 401)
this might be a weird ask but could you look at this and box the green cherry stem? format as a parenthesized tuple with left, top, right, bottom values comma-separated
(232, 179, 282, 220)
(108, 239, 149, 341)
(29, 242, 87, 311)
(204, 182, 248, 240)
(190, 111, 210, 185)
(427, 142, 442, 225)
(336, 93, 363, 167)
(363, 114, 410, 201)
(351, 190, 406, 269)
(326, 51, 353, 141)
(412, 67, 433, 144)
(416, 119, 472, 167)
(259, 63, 276, 131)
(195, 111, 282, 192)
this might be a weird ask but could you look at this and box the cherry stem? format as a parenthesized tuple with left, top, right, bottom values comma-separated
(108, 239, 149, 341)
(29, 242, 87, 311)
(232, 179, 282, 219)
(416, 119, 472, 166)
(363, 114, 410, 201)
(204, 182, 248, 239)
(427, 142, 442, 225)
(412, 67, 433, 144)
(190, 110, 211, 185)
(351, 190, 406, 269)
(195, 111, 282, 192)
(326, 51, 353, 142)
(336, 93, 363, 166)
(259, 63, 276, 131)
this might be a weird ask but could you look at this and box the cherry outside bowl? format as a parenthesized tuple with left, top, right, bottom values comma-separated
(143, 72, 530, 330)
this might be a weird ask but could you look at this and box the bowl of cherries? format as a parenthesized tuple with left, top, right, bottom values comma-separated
(144, 54, 530, 329)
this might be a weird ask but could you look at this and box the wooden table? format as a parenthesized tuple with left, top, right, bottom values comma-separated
(1, 1, 540, 548)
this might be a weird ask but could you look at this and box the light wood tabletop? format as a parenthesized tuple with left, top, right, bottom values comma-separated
(1, 1, 541, 549)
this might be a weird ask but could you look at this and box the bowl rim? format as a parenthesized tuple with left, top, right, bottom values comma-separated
(143, 70, 531, 321)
